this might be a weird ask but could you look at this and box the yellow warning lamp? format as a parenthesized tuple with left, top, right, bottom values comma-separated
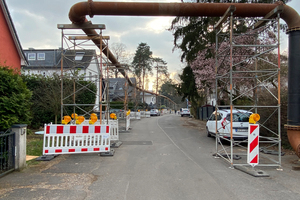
(71, 113, 78, 120)
(249, 113, 260, 124)
(138, 110, 140, 112)
(62, 115, 71, 125)
(110, 113, 117, 120)
(76, 116, 85, 125)
(126, 110, 131, 116)
(89, 113, 98, 125)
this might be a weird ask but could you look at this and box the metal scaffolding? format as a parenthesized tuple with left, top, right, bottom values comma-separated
(214, 7, 282, 168)
(57, 23, 110, 123)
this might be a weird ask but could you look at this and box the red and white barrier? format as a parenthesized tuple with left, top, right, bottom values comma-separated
(81, 120, 119, 141)
(247, 124, 259, 166)
(43, 124, 110, 155)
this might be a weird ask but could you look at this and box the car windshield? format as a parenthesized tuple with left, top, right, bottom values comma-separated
(226, 113, 251, 122)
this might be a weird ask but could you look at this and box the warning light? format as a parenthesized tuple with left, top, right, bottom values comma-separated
(110, 113, 117, 120)
(249, 113, 260, 124)
(62, 116, 71, 125)
(76, 116, 85, 124)
(89, 113, 98, 124)
(126, 110, 131, 116)
(71, 113, 78, 119)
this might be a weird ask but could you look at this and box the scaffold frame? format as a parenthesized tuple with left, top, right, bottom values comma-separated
(213, 8, 282, 169)
(58, 24, 111, 123)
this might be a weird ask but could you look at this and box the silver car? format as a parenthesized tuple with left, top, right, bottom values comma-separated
(150, 109, 160, 116)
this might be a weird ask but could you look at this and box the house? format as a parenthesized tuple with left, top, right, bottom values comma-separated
(140, 91, 156, 106)
(22, 48, 102, 110)
(0, 0, 27, 71)
(109, 77, 157, 106)
(22, 48, 99, 78)
(109, 77, 136, 102)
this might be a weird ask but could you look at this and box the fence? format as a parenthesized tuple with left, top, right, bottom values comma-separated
(198, 105, 215, 120)
(0, 130, 15, 177)
(43, 124, 110, 155)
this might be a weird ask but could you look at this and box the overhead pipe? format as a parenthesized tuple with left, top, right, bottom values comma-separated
(69, 1, 300, 157)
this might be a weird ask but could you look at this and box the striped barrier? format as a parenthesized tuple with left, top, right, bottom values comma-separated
(107, 120, 119, 141)
(130, 112, 141, 120)
(126, 114, 130, 131)
(145, 111, 151, 118)
(43, 124, 110, 155)
(81, 120, 119, 141)
(247, 124, 259, 166)
(140, 111, 146, 118)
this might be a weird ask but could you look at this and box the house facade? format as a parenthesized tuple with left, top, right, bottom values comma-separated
(109, 78, 136, 102)
(108, 77, 156, 105)
(22, 48, 102, 110)
(22, 48, 99, 78)
(0, 0, 27, 71)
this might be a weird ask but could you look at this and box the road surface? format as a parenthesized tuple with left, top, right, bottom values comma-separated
(0, 114, 299, 199)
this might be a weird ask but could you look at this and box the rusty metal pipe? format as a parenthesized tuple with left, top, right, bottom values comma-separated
(68, 1, 300, 156)
(69, 1, 300, 30)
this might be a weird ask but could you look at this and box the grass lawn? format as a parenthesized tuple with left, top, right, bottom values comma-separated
(26, 130, 43, 165)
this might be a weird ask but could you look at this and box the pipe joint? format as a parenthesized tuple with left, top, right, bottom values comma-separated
(88, 0, 94, 18)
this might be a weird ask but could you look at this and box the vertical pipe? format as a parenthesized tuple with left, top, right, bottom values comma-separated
(287, 31, 300, 126)
(287, 30, 300, 157)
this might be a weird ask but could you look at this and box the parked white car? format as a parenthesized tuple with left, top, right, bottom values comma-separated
(181, 108, 190, 117)
(206, 109, 252, 140)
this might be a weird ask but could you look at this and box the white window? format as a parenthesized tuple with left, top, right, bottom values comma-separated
(75, 52, 85, 60)
(28, 53, 36, 60)
(37, 53, 45, 60)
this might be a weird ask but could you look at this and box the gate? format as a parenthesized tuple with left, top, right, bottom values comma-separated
(0, 130, 15, 177)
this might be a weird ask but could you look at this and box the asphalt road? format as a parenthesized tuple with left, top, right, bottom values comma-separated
(0, 114, 299, 200)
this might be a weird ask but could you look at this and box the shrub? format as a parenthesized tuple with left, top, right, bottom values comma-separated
(22, 73, 97, 127)
(0, 67, 32, 131)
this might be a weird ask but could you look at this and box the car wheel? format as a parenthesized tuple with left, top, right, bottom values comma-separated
(206, 127, 211, 137)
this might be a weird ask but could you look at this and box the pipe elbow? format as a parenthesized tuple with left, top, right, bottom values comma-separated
(281, 4, 300, 31)
(69, 2, 88, 24)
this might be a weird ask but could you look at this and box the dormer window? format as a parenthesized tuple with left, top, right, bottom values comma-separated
(37, 53, 45, 60)
(75, 52, 85, 60)
(28, 53, 36, 60)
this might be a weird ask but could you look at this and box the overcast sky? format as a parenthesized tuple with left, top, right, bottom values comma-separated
(6, 0, 300, 81)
